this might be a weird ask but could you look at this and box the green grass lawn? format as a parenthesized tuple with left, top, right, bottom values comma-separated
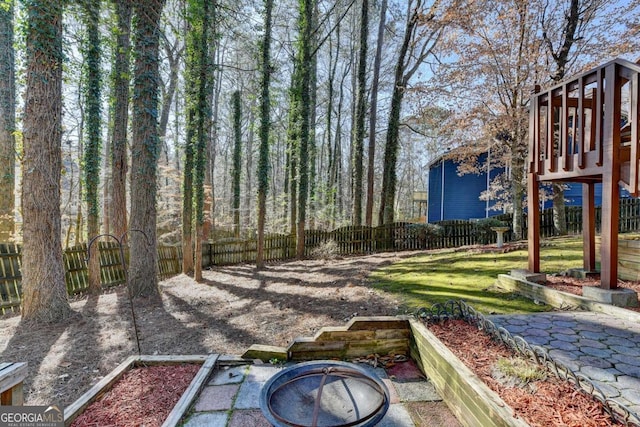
(371, 236, 585, 315)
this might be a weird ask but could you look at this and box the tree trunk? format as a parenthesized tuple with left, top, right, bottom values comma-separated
(182, 105, 195, 275)
(286, 69, 299, 236)
(82, 0, 103, 294)
(110, 0, 132, 240)
(379, 57, 409, 225)
(511, 152, 525, 240)
(232, 90, 242, 237)
(256, 0, 273, 269)
(307, 1, 318, 229)
(208, 41, 224, 240)
(103, 108, 112, 236)
(183, 0, 212, 276)
(365, 0, 386, 227)
(552, 182, 566, 235)
(129, 0, 166, 300)
(324, 25, 338, 215)
(244, 110, 254, 230)
(295, 0, 314, 259)
(158, 41, 182, 143)
(193, 0, 213, 282)
(194, 224, 203, 281)
(21, 0, 72, 323)
(352, 0, 368, 226)
(0, 1, 15, 241)
(379, 2, 421, 225)
(333, 66, 348, 224)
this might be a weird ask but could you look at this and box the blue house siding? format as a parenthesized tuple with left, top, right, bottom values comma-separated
(427, 153, 629, 222)
(427, 161, 443, 222)
(539, 183, 634, 210)
(538, 183, 604, 210)
(428, 153, 502, 222)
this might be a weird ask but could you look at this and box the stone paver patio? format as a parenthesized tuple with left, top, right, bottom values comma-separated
(181, 360, 459, 427)
(490, 310, 640, 416)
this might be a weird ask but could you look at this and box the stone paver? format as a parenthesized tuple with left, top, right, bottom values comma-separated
(393, 381, 441, 402)
(490, 310, 640, 417)
(376, 404, 415, 427)
(194, 384, 239, 411)
(228, 409, 271, 427)
(234, 379, 263, 409)
(182, 411, 228, 427)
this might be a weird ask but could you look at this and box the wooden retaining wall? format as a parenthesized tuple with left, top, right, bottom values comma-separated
(595, 235, 640, 281)
(409, 320, 529, 427)
(241, 316, 411, 361)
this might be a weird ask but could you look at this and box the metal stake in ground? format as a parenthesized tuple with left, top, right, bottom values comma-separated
(87, 230, 150, 355)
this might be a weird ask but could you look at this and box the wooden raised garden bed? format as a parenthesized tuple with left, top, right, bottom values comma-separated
(0, 362, 28, 405)
(409, 319, 529, 427)
(64, 354, 218, 427)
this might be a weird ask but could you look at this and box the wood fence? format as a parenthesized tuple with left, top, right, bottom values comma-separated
(2, 199, 640, 314)
(1, 241, 182, 314)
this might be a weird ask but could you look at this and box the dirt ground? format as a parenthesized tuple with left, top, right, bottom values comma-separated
(0, 251, 418, 408)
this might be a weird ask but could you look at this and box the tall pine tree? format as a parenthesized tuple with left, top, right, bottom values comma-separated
(0, 0, 15, 241)
(128, 0, 166, 299)
(81, 0, 103, 293)
(21, 0, 72, 322)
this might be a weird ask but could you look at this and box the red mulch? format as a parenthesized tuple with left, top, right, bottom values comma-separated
(429, 320, 621, 427)
(70, 364, 200, 427)
(545, 274, 640, 312)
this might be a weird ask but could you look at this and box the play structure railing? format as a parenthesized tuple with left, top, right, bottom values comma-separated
(529, 58, 640, 196)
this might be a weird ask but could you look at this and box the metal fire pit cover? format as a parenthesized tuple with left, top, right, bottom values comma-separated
(260, 360, 390, 427)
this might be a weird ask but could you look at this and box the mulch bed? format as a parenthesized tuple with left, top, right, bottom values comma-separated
(70, 364, 200, 427)
(429, 319, 621, 427)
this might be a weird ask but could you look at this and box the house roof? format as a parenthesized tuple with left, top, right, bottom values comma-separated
(427, 144, 489, 169)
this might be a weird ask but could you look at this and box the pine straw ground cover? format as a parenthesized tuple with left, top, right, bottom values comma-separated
(69, 364, 200, 427)
(429, 319, 622, 427)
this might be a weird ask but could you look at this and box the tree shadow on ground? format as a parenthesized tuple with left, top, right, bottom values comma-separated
(160, 291, 264, 353)
(0, 307, 81, 405)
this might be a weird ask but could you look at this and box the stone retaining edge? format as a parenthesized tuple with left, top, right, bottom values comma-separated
(496, 274, 640, 322)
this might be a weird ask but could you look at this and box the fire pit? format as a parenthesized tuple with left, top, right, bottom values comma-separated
(260, 360, 390, 427)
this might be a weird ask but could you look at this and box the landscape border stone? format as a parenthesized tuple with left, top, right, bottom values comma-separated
(496, 274, 640, 322)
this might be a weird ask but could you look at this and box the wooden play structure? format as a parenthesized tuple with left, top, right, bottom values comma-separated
(528, 58, 640, 292)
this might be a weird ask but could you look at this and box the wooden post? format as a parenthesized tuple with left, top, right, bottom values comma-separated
(527, 174, 540, 273)
(582, 183, 596, 272)
(631, 73, 639, 196)
(528, 88, 541, 273)
(600, 64, 621, 290)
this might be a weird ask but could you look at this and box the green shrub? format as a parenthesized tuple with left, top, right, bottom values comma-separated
(407, 223, 443, 240)
(472, 217, 509, 244)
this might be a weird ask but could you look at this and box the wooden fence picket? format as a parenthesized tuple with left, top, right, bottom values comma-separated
(2, 199, 640, 313)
